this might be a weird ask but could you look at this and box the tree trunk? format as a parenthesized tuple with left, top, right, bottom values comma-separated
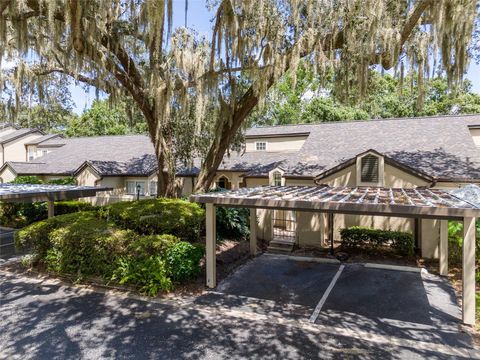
(194, 88, 260, 192)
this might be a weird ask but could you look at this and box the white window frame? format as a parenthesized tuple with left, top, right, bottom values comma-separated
(356, 152, 384, 186)
(268, 168, 285, 186)
(149, 180, 158, 196)
(126, 180, 146, 195)
(255, 141, 267, 151)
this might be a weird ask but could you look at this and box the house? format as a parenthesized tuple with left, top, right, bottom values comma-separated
(2, 114, 480, 258)
(0, 123, 49, 164)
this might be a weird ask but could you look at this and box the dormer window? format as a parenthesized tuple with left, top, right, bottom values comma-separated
(272, 171, 282, 186)
(216, 176, 231, 190)
(255, 142, 267, 151)
(361, 154, 379, 183)
(356, 152, 384, 186)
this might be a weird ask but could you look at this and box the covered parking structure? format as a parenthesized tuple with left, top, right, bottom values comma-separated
(190, 185, 480, 326)
(0, 184, 112, 217)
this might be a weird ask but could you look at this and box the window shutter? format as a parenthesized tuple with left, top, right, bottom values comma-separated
(361, 155, 379, 183)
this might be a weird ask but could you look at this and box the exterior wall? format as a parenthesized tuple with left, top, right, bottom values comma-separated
(0, 166, 16, 183)
(421, 219, 440, 258)
(28, 146, 58, 160)
(3, 133, 43, 163)
(245, 135, 308, 153)
(213, 171, 245, 189)
(383, 164, 429, 187)
(469, 128, 480, 147)
(76, 167, 101, 187)
(319, 165, 356, 187)
(245, 177, 268, 187)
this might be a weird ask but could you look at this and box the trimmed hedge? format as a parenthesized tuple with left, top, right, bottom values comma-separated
(340, 226, 415, 256)
(16, 212, 136, 277)
(1, 200, 97, 228)
(15, 211, 205, 295)
(100, 198, 204, 241)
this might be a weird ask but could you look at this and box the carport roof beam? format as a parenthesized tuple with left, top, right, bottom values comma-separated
(0, 184, 112, 203)
(190, 185, 480, 219)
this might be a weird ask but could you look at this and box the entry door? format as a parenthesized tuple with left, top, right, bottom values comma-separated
(273, 210, 297, 242)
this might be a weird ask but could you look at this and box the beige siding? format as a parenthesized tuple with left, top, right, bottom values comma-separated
(469, 128, 480, 147)
(285, 178, 315, 186)
(384, 164, 429, 187)
(76, 167, 101, 187)
(245, 177, 268, 187)
(0, 166, 17, 183)
(213, 171, 245, 189)
(319, 165, 357, 187)
(245, 135, 308, 153)
(3, 133, 43, 163)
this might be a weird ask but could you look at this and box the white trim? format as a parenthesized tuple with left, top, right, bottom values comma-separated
(268, 168, 285, 186)
(255, 141, 267, 151)
(356, 151, 384, 186)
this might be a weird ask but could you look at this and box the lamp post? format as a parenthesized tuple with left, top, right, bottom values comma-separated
(136, 184, 141, 201)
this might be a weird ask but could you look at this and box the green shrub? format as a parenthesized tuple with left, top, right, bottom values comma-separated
(127, 234, 180, 256)
(54, 200, 97, 215)
(100, 198, 205, 241)
(17, 211, 136, 279)
(10, 176, 43, 184)
(448, 220, 480, 265)
(165, 242, 204, 283)
(0, 200, 97, 228)
(216, 207, 250, 241)
(47, 177, 76, 185)
(340, 226, 415, 256)
(112, 255, 172, 296)
(15, 217, 57, 258)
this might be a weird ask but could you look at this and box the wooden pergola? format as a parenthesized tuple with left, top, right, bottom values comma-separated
(0, 184, 112, 217)
(190, 185, 480, 325)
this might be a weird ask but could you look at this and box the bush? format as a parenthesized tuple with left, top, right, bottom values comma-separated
(448, 220, 480, 265)
(340, 226, 415, 256)
(216, 207, 250, 241)
(17, 212, 136, 278)
(165, 242, 204, 283)
(112, 255, 172, 296)
(11, 176, 43, 184)
(0, 200, 97, 228)
(127, 234, 180, 257)
(100, 198, 205, 241)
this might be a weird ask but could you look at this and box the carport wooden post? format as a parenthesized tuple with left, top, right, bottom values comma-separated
(463, 216, 476, 326)
(249, 208, 257, 255)
(439, 220, 448, 276)
(47, 200, 54, 218)
(206, 203, 217, 288)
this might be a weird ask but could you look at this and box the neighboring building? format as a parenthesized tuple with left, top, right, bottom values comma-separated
(2, 114, 480, 258)
(0, 124, 48, 164)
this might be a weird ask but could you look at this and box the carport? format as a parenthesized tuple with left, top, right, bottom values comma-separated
(0, 184, 112, 217)
(190, 185, 480, 325)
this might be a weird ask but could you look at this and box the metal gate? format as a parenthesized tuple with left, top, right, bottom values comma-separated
(272, 210, 297, 243)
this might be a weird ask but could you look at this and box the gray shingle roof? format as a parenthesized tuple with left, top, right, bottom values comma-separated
(6, 135, 155, 176)
(24, 134, 64, 146)
(4, 114, 480, 181)
(240, 114, 480, 180)
(0, 129, 43, 144)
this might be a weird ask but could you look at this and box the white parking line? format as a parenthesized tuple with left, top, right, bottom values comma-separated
(309, 264, 345, 323)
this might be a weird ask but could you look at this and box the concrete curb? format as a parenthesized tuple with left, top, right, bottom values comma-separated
(364, 262, 428, 274)
(263, 253, 340, 264)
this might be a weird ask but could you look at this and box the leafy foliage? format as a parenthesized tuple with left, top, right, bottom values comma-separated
(216, 206, 250, 241)
(66, 99, 147, 137)
(340, 226, 415, 256)
(0, 199, 96, 228)
(17, 210, 204, 295)
(250, 67, 480, 127)
(112, 255, 173, 296)
(447, 220, 480, 265)
(100, 198, 205, 241)
(164, 242, 204, 283)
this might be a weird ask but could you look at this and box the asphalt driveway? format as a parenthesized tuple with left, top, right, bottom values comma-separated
(0, 254, 478, 359)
